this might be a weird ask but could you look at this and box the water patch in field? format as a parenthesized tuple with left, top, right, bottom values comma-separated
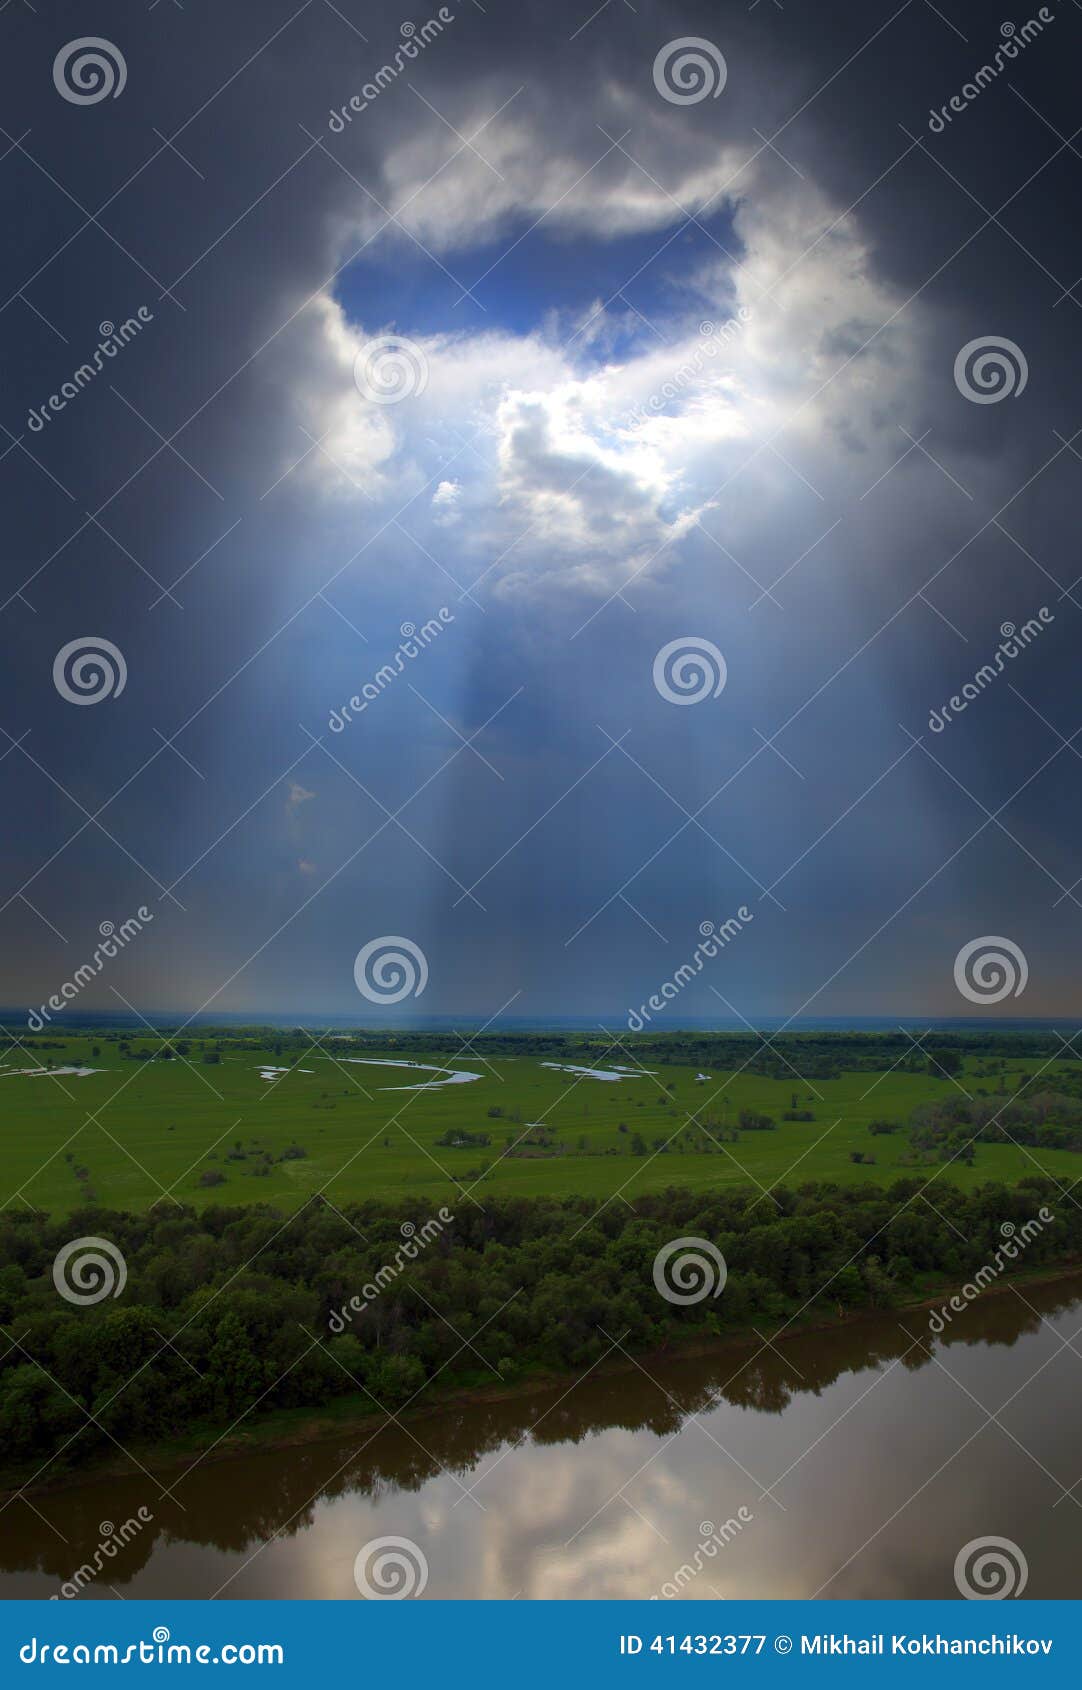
(0, 1065, 105, 1078)
(540, 1062, 657, 1082)
(342, 1058, 483, 1091)
(256, 1066, 315, 1081)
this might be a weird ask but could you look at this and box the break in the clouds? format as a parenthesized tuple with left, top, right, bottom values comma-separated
(1, 0, 1080, 1024)
(303, 154, 919, 594)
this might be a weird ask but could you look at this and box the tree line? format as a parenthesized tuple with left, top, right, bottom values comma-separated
(0, 1176, 1076, 1484)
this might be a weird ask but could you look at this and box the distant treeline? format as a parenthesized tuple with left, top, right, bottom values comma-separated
(8, 1026, 1082, 1079)
(0, 1178, 1076, 1483)
(907, 1092, 1082, 1158)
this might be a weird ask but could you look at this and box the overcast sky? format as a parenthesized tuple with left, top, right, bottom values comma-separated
(1, 0, 1080, 1027)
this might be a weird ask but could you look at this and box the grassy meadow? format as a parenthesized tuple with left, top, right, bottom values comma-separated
(1, 1031, 1078, 1218)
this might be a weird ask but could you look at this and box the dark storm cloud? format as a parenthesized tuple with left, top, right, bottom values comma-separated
(1, 0, 1079, 1025)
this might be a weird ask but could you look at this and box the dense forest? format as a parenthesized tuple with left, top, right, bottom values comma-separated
(1, 1176, 1076, 1484)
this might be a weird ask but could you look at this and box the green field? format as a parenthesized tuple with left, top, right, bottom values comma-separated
(2, 1032, 1078, 1217)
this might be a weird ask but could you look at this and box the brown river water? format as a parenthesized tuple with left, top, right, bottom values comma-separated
(3, 1274, 1081, 1600)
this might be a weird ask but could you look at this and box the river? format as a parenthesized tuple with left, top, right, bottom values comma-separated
(2, 1274, 1080, 1600)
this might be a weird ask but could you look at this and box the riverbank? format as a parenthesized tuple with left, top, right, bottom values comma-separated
(6, 1256, 1080, 1503)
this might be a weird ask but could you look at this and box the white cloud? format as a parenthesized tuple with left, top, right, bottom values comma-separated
(295, 147, 926, 597)
(431, 478, 462, 525)
(365, 100, 754, 255)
